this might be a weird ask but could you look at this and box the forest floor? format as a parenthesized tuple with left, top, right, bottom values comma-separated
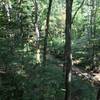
(47, 53, 100, 87)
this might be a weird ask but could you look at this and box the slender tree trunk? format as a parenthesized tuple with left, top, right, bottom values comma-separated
(17, 0, 24, 65)
(92, 0, 97, 69)
(3, 0, 12, 22)
(34, 0, 41, 64)
(43, 0, 52, 66)
(89, 0, 97, 70)
(64, 0, 73, 100)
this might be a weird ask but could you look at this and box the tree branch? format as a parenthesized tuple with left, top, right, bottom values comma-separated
(72, 0, 85, 23)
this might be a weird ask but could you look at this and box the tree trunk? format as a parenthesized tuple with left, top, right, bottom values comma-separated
(3, 0, 12, 22)
(43, 0, 52, 66)
(89, 0, 97, 70)
(64, 0, 73, 100)
(34, 0, 41, 64)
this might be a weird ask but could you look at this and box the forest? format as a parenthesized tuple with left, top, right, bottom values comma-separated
(0, 0, 100, 100)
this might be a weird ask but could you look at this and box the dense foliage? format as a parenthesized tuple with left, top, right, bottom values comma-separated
(0, 0, 100, 100)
